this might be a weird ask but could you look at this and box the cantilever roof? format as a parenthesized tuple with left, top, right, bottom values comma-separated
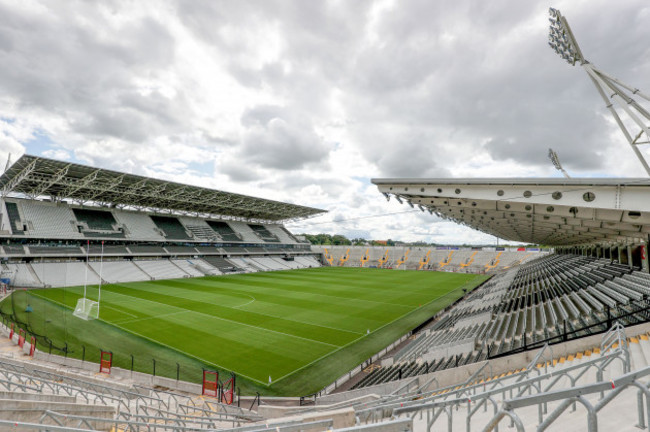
(0, 154, 326, 221)
(372, 177, 650, 246)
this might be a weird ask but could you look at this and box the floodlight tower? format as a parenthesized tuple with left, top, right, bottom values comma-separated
(548, 148, 571, 178)
(548, 8, 650, 176)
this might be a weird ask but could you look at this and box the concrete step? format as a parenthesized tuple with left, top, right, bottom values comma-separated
(638, 335, 650, 365)
(0, 391, 76, 403)
(629, 338, 647, 369)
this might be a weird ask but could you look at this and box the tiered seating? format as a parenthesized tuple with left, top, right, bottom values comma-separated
(73, 208, 124, 238)
(149, 216, 192, 240)
(20, 200, 81, 238)
(206, 221, 242, 242)
(201, 256, 244, 273)
(228, 257, 263, 272)
(193, 259, 221, 275)
(248, 257, 284, 270)
(113, 210, 164, 241)
(480, 254, 650, 356)
(271, 256, 302, 269)
(4, 201, 24, 234)
(3, 263, 41, 287)
(225, 221, 260, 243)
(135, 259, 188, 280)
(248, 224, 280, 242)
(89, 261, 150, 283)
(171, 259, 208, 277)
(352, 254, 650, 390)
(294, 256, 321, 267)
(31, 262, 101, 287)
(347, 324, 644, 432)
(266, 225, 298, 243)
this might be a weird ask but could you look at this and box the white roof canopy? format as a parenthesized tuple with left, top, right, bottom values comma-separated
(372, 178, 650, 246)
(0, 155, 326, 222)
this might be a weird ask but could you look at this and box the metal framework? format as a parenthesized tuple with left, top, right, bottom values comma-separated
(0, 155, 325, 222)
(549, 7, 650, 176)
(373, 177, 650, 246)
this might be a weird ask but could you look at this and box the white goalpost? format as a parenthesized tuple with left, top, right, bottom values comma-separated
(73, 240, 103, 320)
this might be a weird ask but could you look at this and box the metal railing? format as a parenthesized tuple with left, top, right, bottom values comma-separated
(0, 359, 261, 427)
(483, 365, 650, 432)
(359, 324, 630, 431)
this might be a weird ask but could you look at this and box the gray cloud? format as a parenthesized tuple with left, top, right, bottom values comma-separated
(238, 105, 331, 170)
(2, 0, 650, 244)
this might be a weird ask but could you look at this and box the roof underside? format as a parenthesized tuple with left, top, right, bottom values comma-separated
(0, 155, 326, 222)
(372, 178, 650, 246)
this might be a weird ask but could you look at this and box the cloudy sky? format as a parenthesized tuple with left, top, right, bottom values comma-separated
(1, 0, 649, 244)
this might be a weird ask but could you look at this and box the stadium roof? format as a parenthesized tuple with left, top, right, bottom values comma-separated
(372, 177, 650, 246)
(0, 154, 326, 222)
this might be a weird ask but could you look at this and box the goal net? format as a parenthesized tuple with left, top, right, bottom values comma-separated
(73, 298, 99, 320)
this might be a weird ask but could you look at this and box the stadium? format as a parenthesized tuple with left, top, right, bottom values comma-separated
(1, 5, 650, 432)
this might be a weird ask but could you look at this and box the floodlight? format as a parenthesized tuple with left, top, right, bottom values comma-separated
(407, 200, 414, 208)
(395, 195, 403, 204)
(418, 205, 425, 212)
(548, 7, 650, 176)
(547, 9, 584, 66)
(382, 192, 390, 202)
(548, 148, 571, 178)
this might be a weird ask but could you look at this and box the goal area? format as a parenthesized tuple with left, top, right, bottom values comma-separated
(73, 298, 99, 320)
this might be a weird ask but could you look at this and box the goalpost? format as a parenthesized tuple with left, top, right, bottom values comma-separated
(73, 240, 104, 321)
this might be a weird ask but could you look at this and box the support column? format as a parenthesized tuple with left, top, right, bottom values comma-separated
(627, 245, 633, 269)
(641, 235, 650, 273)
(617, 246, 622, 264)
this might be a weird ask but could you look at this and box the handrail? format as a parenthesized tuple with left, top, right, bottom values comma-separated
(482, 365, 650, 432)
(526, 343, 553, 371)
(390, 349, 623, 416)
(367, 347, 624, 422)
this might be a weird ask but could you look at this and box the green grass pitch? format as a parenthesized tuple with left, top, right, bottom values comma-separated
(0, 267, 489, 396)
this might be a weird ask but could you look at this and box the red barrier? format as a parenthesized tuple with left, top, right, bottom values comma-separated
(9, 323, 14, 339)
(99, 350, 112, 374)
(17, 329, 25, 348)
(202, 370, 219, 397)
(29, 336, 35, 356)
(221, 374, 236, 405)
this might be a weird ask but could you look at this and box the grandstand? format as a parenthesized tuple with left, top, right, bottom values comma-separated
(314, 245, 539, 273)
(0, 154, 325, 289)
